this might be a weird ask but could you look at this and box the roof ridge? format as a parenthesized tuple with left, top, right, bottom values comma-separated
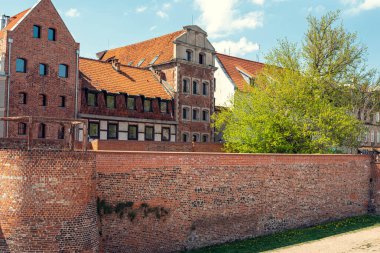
(107, 29, 185, 53)
(80, 56, 152, 72)
(216, 52, 265, 65)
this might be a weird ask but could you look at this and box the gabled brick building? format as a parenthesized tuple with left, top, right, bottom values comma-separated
(0, 0, 79, 140)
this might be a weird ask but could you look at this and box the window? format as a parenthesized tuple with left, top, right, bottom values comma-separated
(19, 92, 27, 104)
(192, 108, 200, 121)
(202, 134, 209, 143)
(126, 97, 135, 110)
(59, 96, 66, 107)
(39, 64, 48, 76)
(18, 123, 27, 135)
(160, 101, 168, 113)
(193, 81, 199, 95)
(192, 133, 199, 142)
(38, 123, 46, 139)
(144, 99, 153, 112)
(58, 64, 68, 78)
(145, 126, 154, 141)
(33, 25, 41, 38)
(183, 79, 189, 93)
(377, 131, 380, 144)
(202, 110, 209, 122)
(199, 53, 205, 65)
(162, 127, 170, 142)
(137, 58, 145, 67)
(16, 58, 26, 73)
(186, 50, 193, 61)
(376, 112, 380, 123)
(48, 28, 56, 41)
(39, 94, 47, 106)
(202, 82, 209, 96)
(182, 107, 190, 120)
(150, 55, 159, 65)
(106, 95, 116, 109)
(89, 122, 100, 138)
(128, 125, 138, 140)
(87, 92, 97, 106)
(58, 125, 65, 140)
(182, 133, 189, 142)
(108, 123, 118, 140)
(371, 131, 375, 143)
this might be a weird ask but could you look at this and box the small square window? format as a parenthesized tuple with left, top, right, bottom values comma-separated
(89, 122, 99, 138)
(106, 95, 116, 109)
(60, 96, 66, 107)
(162, 127, 170, 142)
(160, 101, 168, 113)
(39, 64, 48, 76)
(48, 28, 56, 41)
(59, 64, 68, 78)
(145, 126, 154, 141)
(108, 123, 118, 140)
(18, 123, 27, 135)
(128, 125, 138, 140)
(19, 92, 27, 104)
(87, 92, 97, 106)
(16, 58, 26, 73)
(127, 97, 136, 110)
(144, 99, 152, 112)
(33, 25, 41, 38)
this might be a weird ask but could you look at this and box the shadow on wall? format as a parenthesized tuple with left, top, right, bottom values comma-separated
(0, 224, 10, 253)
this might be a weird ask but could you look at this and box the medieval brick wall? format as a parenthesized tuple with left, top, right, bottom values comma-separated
(0, 149, 99, 253)
(96, 152, 372, 253)
(375, 163, 380, 214)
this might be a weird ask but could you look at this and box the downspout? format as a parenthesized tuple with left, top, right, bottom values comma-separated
(75, 49, 79, 119)
(6, 38, 13, 138)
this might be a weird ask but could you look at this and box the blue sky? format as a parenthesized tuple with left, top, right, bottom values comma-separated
(1, 0, 379, 70)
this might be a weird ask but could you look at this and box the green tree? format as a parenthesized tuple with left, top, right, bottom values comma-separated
(215, 11, 370, 154)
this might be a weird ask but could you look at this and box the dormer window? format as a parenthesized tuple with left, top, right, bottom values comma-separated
(106, 95, 116, 109)
(186, 50, 193, 62)
(199, 53, 205, 65)
(33, 25, 41, 38)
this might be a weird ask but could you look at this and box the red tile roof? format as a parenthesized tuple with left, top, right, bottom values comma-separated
(0, 9, 30, 38)
(79, 57, 172, 100)
(100, 30, 186, 68)
(216, 53, 265, 91)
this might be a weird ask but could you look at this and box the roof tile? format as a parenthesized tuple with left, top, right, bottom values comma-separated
(0, 9, 30, 38)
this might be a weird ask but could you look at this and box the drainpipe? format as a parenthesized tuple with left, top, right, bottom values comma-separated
(6, 38, 13, 138)
(75, 49, 79, 119)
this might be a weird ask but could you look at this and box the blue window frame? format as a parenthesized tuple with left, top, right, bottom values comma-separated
(58, 64, 68, 78)
(33, 25, 41, 38)
(48, 28, 56, 41)
(16, 58, 26, 73)
(39, 64, 47, 76)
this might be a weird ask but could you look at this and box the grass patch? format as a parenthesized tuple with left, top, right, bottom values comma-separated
(188, 215, 380, 253)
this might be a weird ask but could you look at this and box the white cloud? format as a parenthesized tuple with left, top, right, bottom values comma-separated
(65, 8, 80, 18)
(251, 0, 265, 5)
(150, 25, 157, 31)
(212, 37, 260, 56)
(194, 0, 264, 38)
(343, 0, 380, 14)
(156, 10, 169, 18)
(136, 6, 147, 13)
(163, 3, 172, 10)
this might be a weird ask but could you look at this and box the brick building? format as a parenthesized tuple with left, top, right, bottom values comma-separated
(0, 0, 80, 140)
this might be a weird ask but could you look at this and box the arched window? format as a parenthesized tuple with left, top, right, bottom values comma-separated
(199, 53, 206, 65)
(182, 107, 190, 120)
(192, 108, 200, 121)
(186, 50, 193, 62)
(183, 79, 190, 93)
(202, 82, 209, 96)
(58, 125, 65, 140)
(192, 133, 200, 142)
(182, 133, 189, 142)
(38, 123, 46, 139)
(192, 81, 199, 95)
(202, 134, 209, 143)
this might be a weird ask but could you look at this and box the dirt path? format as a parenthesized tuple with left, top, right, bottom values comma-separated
(269, 226, 380, 253)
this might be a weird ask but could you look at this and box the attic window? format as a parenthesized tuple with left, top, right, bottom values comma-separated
(150, 55, 160, 65)
(137, 58, 145, 67)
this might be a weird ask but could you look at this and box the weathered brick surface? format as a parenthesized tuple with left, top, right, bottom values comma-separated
(0, 149, 99, 253)
(375, 163, 380, 214)
(90, 139, 223, 152)
(96, 152, 372, 253)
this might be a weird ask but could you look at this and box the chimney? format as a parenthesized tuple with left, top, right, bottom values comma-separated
(111, 59, 120, 72)
(1, 15, 10, 30)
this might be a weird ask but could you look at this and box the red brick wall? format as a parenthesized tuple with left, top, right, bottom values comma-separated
(90, 139, 223, 152)
(96, 152, 372, 253)
(0, 149, 99, 253)
(5, 0, 79, 139)
(375, 163, 380, 214)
